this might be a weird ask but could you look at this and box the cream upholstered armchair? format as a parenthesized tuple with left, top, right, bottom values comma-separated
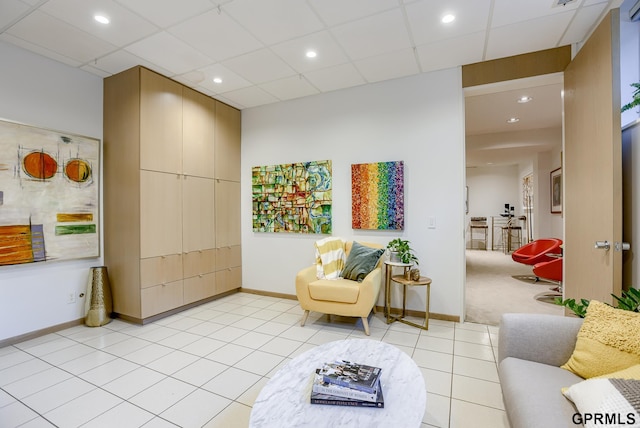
(295, 241, 384, 336)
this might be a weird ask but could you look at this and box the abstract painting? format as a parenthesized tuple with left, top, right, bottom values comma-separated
(351, 161, 404, 230)
(252, 160, 332, 234)
(0, 119, 100, 266)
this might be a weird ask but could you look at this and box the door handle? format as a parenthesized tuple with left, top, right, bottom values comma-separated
(595, 241, 610, 250)
(615, 242, 631, 252)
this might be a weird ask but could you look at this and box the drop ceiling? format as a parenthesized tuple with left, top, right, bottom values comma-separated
(0, 0, 623, 111)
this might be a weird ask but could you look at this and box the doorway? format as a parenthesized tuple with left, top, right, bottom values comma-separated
(463, 74, 565, 325)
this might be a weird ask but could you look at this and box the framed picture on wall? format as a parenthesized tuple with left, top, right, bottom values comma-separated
(550, 167, 562, 214)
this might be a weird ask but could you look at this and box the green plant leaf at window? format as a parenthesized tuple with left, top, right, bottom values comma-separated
(622, 82, 640, 113)
(555, 288, 640, 318)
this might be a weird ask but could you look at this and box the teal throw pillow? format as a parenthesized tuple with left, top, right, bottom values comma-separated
(342, 242, 384, 282)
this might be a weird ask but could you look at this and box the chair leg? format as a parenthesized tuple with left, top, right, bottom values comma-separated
(301, 310, 309, 327)
(361, 317, 370, 336)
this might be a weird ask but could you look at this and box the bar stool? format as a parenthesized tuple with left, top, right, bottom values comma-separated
(502, 218, 522, 253)
(469, 217, 488, 250)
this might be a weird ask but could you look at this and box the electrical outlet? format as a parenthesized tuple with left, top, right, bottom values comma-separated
(66, 292, 76, 304)
(427, 216, 436, 229)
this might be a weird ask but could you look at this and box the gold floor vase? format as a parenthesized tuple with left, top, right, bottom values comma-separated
(85, 266, 113, 327)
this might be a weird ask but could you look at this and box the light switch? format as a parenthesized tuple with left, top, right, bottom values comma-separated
(427, 216, 436, 229)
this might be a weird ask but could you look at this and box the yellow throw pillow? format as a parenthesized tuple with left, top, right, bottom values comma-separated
(561, 300, 640, 379)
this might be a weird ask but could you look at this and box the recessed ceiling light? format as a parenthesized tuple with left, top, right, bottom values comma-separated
(441, 14, 455, 24)
(94, 15, 109, 24)
(213, 77, 222, 84)
(306, 50, 317, 59)
(517, 96, 533, 103)
(507, 117, 520, 124)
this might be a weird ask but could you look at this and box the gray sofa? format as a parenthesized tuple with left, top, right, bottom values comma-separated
(498, 313, 585, 428)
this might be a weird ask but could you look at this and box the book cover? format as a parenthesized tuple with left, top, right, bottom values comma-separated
(312, 370, 379, 402)
(318, 360, 382, 394)
(310, 384, 384, 408)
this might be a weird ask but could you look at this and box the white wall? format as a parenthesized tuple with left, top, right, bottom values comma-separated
(241, 69, 466, 319)
(0, 42, 103, 341)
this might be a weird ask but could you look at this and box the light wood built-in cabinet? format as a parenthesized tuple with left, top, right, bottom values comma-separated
(104, 66, 241, 323)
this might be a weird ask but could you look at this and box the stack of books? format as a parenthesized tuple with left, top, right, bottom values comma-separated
(310, 360, 384, 408)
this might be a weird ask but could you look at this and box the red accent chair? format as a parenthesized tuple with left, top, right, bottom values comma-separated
(532, 257, 563, 283)
(511, 238, 563, 266)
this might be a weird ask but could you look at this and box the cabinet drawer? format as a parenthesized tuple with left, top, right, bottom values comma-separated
(184, 273, 216, 305)
(140, 254, 183, 288)
(141, 280, 183, 318)
(183, 249, 215, 278)
(215, 266, 241, 294)
(216, 245, 241, 270)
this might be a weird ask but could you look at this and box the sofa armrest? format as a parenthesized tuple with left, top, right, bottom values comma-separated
(498, 313, 583, 367)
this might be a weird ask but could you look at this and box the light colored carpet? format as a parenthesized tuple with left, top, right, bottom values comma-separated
(465, 249, 563, 326)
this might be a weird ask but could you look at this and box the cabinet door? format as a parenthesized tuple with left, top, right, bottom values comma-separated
(184, 273, 216, 304)
(141, 280, 184, 318)
(183, 87, 215, 179)
(214, 101, 240, 181)
(140, 68, 183, 174)
(216, 267, 241, 294)
(183, 176, 215, 253)
(140, 170, 183, 258)
(140, 254, 183, 288)
(215, 180, 241, 247)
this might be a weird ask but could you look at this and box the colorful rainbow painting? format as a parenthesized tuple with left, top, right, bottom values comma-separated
(351, 161, 404, 230)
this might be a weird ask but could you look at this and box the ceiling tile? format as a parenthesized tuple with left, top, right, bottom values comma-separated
(260, 75, 320, 101)
(331, 9, 412, 61)
(0, 32, 82, 67)
(212, 94, 244, 110)
(114, 0, 214, 28)
(491, 0, 579, 27)
(0, 0, 31, 30)
(416, 32, 485, 73)
(308, 0, 399, 26)
(405, 0, 491, 46)
(220, 86, 279, 109)
(354, 48, 419, 83)
(91, 49, 172, 76)
(560, 3, 607, 45)
(191, 64, 252, 94)
(40, 0, 158, 47)
(125, 31, 212, 75)
(223, 48, 296, 84)
(486, 12, 574, 60)
(5, 10, 116, 63)
(169, 9, 262, 62)
(223, 0, 324, 45)
(270, 31, 349, 73)
(304, 63, 366, 93)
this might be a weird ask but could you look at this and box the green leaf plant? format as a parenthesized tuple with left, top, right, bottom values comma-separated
(622, 82, 640, 113)
(555, 288, 640, 318)
(386, 238, 419, 265)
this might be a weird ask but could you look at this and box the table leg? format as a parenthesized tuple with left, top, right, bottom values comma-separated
(385, 265, 392, 323)
(402, 284, 407, 318)
(425, 283, 430, 330)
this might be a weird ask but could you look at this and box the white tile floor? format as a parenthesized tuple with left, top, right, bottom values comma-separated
(0, 292, 510, 428)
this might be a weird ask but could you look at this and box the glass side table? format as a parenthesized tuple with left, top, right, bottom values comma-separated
(387, 273, 432, 330)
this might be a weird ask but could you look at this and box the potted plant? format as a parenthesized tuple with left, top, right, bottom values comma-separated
(386, 238, 419, 266)
(555, 288, 640, 318)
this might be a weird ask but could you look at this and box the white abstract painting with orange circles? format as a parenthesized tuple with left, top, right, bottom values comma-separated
(0, 118, 99, 266)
